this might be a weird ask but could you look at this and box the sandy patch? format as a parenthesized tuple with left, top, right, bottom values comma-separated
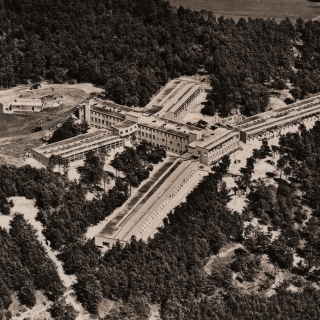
(11, 291, 52, 320)
(227, 196, 247, 213)
(25, 157, 46, 169)
(0, 214, 12, 230)
(204, 243, 243, 275)
(149, 304, 161, 320)
(244, 218, 280, 241)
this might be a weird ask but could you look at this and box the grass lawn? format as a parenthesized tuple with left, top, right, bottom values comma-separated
(169, 0, 320, 21)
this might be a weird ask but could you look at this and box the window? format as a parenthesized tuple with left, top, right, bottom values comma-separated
(120, 131, 123, 134)
(125, 130, 128, 133)
(95, 118, 97, 122)
(142, 132, 144, 136)
(177, 143, 180, 146)
(169, 141, 172, 144)
(162, 139, 164, 142)
(153, 135, 155, 139)
(91, 117, 93, 121)
(149, 134, 151, 138)
(102, 242, 110, 248)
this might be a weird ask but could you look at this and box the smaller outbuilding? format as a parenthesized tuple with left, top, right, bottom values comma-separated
(9, 98, 43, 112)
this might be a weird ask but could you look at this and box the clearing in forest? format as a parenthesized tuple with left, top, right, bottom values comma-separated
(169, 0, 320, 22)
(0, 82, 103, 165)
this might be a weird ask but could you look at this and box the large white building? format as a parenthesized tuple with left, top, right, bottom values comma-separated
(31, 95, 239, 168)
(77, 89, 240, 166)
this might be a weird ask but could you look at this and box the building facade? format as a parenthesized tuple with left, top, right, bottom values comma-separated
(95, 158, 199, 247)
(77, 97, 239, 166)
(30, 130, 124, 166)
(234, 97, 320, 142)
(10, 98, 43, 112)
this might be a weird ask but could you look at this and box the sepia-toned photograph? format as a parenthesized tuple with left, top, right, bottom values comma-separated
(1, 0, 320, 319)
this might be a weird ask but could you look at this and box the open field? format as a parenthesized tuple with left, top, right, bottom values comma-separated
(0, 83, 103, 165)
(169, 0, 320, 21)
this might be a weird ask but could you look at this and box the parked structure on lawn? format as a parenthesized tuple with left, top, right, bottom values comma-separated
(30, 130, 124, 166)
(234, 96, 320, 142)
(9, 98, 43, 112)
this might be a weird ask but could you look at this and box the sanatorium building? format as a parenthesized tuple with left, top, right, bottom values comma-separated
(29, 79, 320, 248)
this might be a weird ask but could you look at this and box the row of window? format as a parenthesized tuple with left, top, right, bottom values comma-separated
(143, 140, 181, 153)
(89, 112, 190, 145)
(140, 132, 186, 143)
(140, 126, 186, 140)
(119, 126, 137, 134)
(141, 132, 183, 146)
(93, 111, 120, 122)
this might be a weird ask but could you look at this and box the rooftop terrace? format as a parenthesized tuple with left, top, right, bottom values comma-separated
(112, 120, 136, 130)
(235, 95, 320, 128)
(188, 127, 235, 149)
(139, 114, 202, 138)
(238, 103, 320, 134)
(34, 130, 112, 153)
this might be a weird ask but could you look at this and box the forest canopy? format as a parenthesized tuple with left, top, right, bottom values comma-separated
(0, 0, 318, 116)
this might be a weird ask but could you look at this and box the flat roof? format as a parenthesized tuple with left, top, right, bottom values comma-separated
(39, 135, 123, 158)
(145, 80, 182, 108)
(112, 120, 136, 130)
(92, 106, 126, 119)
(235, 96, 320, 128)
(144, 78, 201, 112)
(90, 98, 134, 112)
(12, 101, 43, 106)
(239, 104, 320, 134)
(144, 105, 163, 115)
(34, 130, 112, 152)
(188, 128, 235, 149)
(16, 98, 42, 103)
(121, 161, 197, 241)
(168, 84, 201, 113)
(97, 159, 197, 242)
(139, 115, 201, 138)
(162, 82, 194, 112)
